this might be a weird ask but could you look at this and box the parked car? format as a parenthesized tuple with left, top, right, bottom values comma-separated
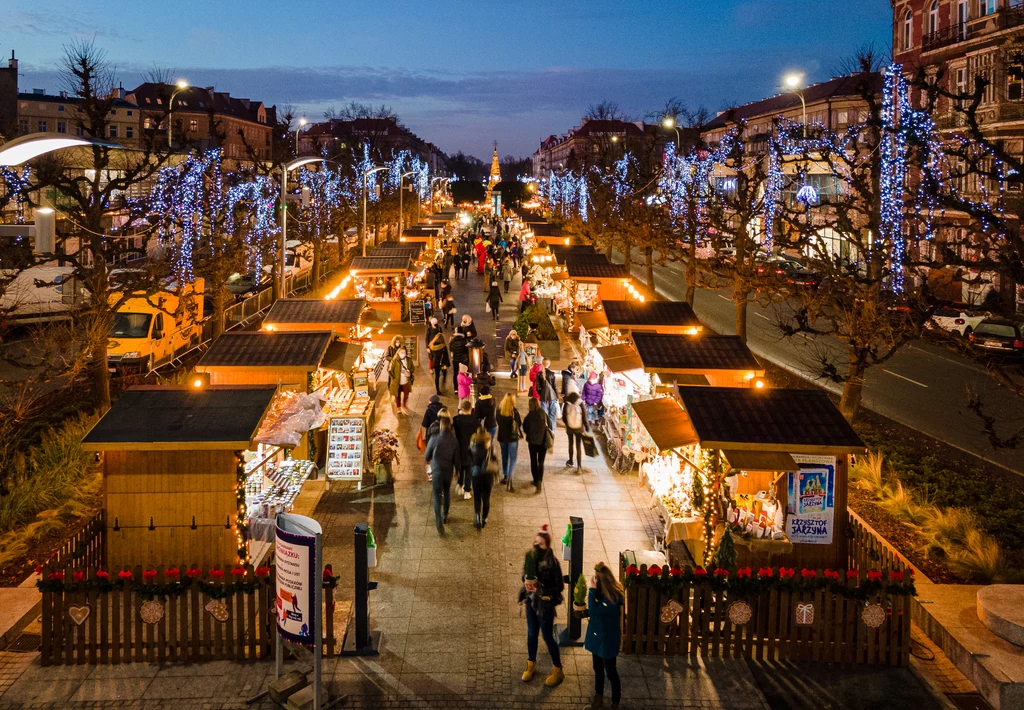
(929, 304, 988, 337)
(788, 269, 822, 288)
(969, 319, 1024, 356)
(225, 271, 270, 299)
(755, 256, 803, 277)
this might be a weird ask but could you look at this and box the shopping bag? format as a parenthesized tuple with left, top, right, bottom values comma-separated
(485, 302, 491, 313)
(582, 433, 598, 458)
(416, 428, 426, 451)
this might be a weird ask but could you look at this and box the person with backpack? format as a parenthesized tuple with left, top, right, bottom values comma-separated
(562, 391, 590, 473)
(423, 414, 459, 535)
(584, 563, 625, 710)
(496, 393, 523, 490)
(469, 424, 494, 529)
(520, 525, 565, 687)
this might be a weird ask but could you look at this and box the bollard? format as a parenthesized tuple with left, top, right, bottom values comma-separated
(342, 522, 381, 655)
(559, 515, 585, 646)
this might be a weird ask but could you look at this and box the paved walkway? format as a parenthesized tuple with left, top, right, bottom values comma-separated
(0, 261, 769, 710)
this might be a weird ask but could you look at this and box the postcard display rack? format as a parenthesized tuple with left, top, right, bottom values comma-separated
(327, 416, 366, 482)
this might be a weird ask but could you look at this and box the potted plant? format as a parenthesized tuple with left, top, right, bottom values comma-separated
(572, 574, 589, 618)
(369, 430, 400, 484)
(523, 550, 538, 592)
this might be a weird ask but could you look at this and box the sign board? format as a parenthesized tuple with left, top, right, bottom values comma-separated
(409, 300, 427, 325)
(785, 455, 836, 545)
(274, 513, 322, 645)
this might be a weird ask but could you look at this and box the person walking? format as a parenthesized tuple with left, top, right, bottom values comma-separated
(427, 328, 450, 395)
(388, 345, 414, 415)
(469, 424, 494, 528)
(520, 525, 565, 687)
(449, 331, 469, 373)
(500, 258, 514, 294)
(423, 414, 459, 535)
(523, 398, 549, 492)
(582, 371, 604, 423)
(456, 362, 473, 404)
(419, 394, 444, 458)
(496, 393, 522, 490)
(584, 563, 625, 710)
(473, 384, 497, 442)
(440, 293, 456, 330)
(453, 399, 476, 500)
(533, 359, 559, 433)
(457, 314, 478, 341)
(504, 329, 521, 378)
(519, 279, 532, 313)
(486, 279, 503, 322)
(561, 391, 590, 473)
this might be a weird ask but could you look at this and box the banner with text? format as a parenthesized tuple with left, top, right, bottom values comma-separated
(274, 513, 322, 646)
(786, 455, 836, 545)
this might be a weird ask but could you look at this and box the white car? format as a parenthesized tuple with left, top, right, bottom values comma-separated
(930, 305, 988, 336)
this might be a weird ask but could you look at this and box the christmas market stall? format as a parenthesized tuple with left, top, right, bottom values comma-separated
(262, 297, 365, 335)
(632, 386, 864, 572)
(564, 254, 630, 309)
(348, 255, 414, 322)
(601, 300, 703, 337)
(631, 332, 764, 388)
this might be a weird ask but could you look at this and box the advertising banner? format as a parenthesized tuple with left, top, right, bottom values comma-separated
(274, 513, 322, 645)
(786, 455, 836, 545)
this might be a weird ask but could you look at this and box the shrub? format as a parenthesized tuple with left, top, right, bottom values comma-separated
(879, 481, 930, 527)
(513, 304, 558, 341)
(949, 530, 1005, 583)
(921, 507, 977, 557)
(850, 451, 885, 495)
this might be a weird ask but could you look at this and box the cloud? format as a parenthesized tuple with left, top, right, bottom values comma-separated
(6, 10, 133, 42)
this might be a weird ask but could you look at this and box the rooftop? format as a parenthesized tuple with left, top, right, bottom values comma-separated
(632, 333, 760, 372)
(264, 298, 365, 326)
(602, 300, 701, 329)
(350, 255, 413, 273)
(197, 331, 332, 370)
(564, 255, 629, 280)
(81, 386, 277, 450)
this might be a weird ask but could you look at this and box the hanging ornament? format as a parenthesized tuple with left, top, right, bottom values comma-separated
(794, 602, 815, 626)
(861, 603, 886, 629)
(66, 604, 91, 626)
(728, 600, 753, 626)
(140, 600, 166, 625)
(660, 599, 685, 624)
(205, 598, 230, 623)
(796, 183, 819, 205)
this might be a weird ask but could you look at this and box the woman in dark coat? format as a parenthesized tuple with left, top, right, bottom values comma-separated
(449, 332, 469, 372)
(520, 525, 564, 687)
(469, 424, 493, 529)
(522, 398, 549, 492)
(584, 563, 625, 709)
(473, 384, 497, 441)
(486, 279, 503, 321)
(453, 399, 477, 499)
(457, 314, 478, 341)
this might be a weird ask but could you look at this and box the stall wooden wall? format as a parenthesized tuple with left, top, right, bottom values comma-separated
(204, 368, 307, 390)
(104, 449, 240, 570)
(596, 281, 627, 302)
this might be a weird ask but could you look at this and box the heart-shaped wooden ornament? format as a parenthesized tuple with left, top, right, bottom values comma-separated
(140, 600, 165, 625)
(660, 599, 684, 624)
(205, 599, 229, 623)
(67, 605, 91, 626)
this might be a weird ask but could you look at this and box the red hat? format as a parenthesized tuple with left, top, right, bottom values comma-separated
(538, 524, 550, 535)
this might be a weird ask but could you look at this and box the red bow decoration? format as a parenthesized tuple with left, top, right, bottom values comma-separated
(186, 567, 203, 579)
(209, 568, 225, 579)
(737, 567, 752, 578)
(231, 567, 246, 577)
(846, 569, 860, 580)
(73, 571, 85, 582)
(322, 568, 334, 579)
(255, 566, 270, 577)
(96, 570, 110, 580)
(625, 565, 639, 576)
(867, 570, 883, 582)
(693, 567, 707, 578)
(713, 568, 729, 578)
(800, 569, 817, 579)
(118, 570, 133, 580)
(648, 565, 662, 576)
(165, 568, 180, 579)
(757, 567, 773, 578)
(142, 569, 158, 580)
(48, 571, 64, 582)
(778, 568, 795, 579)
(669, 567, 683, 577)
(889, 570, 904, 582)
(823, 569, 840, 581)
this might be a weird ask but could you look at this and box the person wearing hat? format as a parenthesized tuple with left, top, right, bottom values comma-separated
(457, 314, 478, 341)
(520, 524, 565, 687)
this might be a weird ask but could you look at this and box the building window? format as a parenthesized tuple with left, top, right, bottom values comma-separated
(979, 0, 995, 17)
(57, 121, 66, 134)
(58, 104, 65, 112)
(109, 125, 118, 138)
(958, 0, 969, 31)
(902, 10, 913, 50)
(1009, 65, 1023, 101)
(837, 110, 848, 125)
(929, 1, 939, 34)
(144, 117, 153, 129)
(126, 110, 133, 117)
(75, 126, 84, 136)
(18, 119, 28, 134)
(126, 125, 134, 139)
(189, 119, 198, 132)
(37, 120, 47, 132)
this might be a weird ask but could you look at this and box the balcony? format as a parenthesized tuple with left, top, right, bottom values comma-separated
(922, 4, 1024, 53)
(922, 25, 967, 52)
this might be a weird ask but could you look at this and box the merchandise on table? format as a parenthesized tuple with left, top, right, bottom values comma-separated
(245, 458, 315, 520)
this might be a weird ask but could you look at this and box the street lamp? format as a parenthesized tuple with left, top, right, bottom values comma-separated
(362, 165, 388, 257)
(0, 132, 122, 166)
(662, 116, 682, 153)
(280, 156, 325, 295)
(295, 117, 307, 155)
(398, 170, 416, 238)
(167, 79, 190, 149)
(782, 73, 808, 138)
(429, 176, 449, 213)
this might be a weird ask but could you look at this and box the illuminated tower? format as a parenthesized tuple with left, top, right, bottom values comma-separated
(486, 141, 501, 198)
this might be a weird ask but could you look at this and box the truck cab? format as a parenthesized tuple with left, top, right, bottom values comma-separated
(107, 278, 204, 373)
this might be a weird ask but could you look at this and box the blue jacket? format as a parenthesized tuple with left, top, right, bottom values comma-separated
(584, 588, 622, 659)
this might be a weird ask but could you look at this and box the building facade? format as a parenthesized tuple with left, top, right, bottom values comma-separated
(532, 119, 678, 178)
(15, 88, 141, 147)
(297, 117, 447, 173)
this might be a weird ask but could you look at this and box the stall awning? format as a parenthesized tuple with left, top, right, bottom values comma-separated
(595, 344, 643, 373)
(632, 332, 761, 373)
(350, 255, 413, 273)
(575, 310, 609, 331)
(565, 254, 629, 280)
(602, 301, 702, 333)
(197, 330, 332, 370)
(631, 397, 699, 451)
(676, 374, 711, 387)
(321, 341, 361, 372)
(722, 450, 798, 472)
(264, 298, 365, 328)
(358, 308, 392, 330)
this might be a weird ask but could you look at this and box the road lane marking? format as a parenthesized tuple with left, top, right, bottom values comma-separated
(754, 313, 770, 321)
(717, 294, 732, 301)
(882, 369, 928, 388)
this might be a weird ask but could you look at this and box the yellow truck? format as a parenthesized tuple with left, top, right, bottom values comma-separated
(107, 278, 204, 373)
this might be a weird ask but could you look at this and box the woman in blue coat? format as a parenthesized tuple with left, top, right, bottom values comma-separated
(584, 563, 624, 709)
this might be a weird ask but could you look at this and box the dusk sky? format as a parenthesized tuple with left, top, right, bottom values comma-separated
(7, 0, 892, 160)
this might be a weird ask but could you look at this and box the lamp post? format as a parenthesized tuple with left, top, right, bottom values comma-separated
(398, 170, 416, 239)
(295, 117, 307, 155)
(429, 176, 448, 213)
(783, 73, 808, 138)
(280, 157, 326, 297)
(167, 80, 189, 149)
(0, 132, 123, 166)
(362, 165, 388, 257)
(662, 116, 682, 153)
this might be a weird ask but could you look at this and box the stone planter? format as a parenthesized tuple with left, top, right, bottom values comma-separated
(573, 603, 589, 619)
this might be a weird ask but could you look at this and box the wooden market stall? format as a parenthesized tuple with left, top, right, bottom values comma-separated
(564, 254, 630, 306)
(81, 385, 278, 570)
(601, 300, 704, 337)
(348, 255, 413, 321)
(551, 243, 596, 263)
(631, 386, 865, 571)
(631, 332, 764, 388)
(262, 297, 365, 335)
(196, 330, 332, 390)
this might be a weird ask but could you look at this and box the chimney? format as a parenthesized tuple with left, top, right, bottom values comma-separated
(59, 90, 68, 99)
(8, 50, 16, 71)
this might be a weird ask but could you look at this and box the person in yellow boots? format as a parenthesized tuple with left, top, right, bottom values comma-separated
(519, 524, 565, 686)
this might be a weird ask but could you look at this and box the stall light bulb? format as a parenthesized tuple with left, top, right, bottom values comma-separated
(744, 372, 755, 380)
(754, 379, 765, 389)
(192, 378, 203, 388)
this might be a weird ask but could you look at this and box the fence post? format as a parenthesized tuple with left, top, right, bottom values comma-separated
(342, 522, 380, 655)
(559, 516, 585, 647)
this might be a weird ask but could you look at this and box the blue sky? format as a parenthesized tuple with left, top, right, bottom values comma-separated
(4, 0, 892, 159)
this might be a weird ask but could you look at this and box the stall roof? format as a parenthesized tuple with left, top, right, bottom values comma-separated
(374, 242, 423, 257)
(350, 255, 413, 273)
(595, 343, 644, 373)
(82, 385, 277, 451)
(533, 223, 563, 237)
(321, 340, 361, 372)
(551, 244, 597, 264)
(565, 255, 629, 280)
(575, 310, 609, 331)
(602, 301, 702, 331)
(631, 397, 699, 451)
(264, 298, 365, 327)
(197, 331, 332, 370)
(676, 386, 865, 454)
(632, 333, 761, 373)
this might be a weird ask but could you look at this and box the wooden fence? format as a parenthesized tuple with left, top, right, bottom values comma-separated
(847, 510, 910, 576)
(49, 511, 105, 574)
(39, 565, 338, 666)
(619, 565, 912, 665)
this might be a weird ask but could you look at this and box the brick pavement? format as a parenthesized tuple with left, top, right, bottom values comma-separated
(0, 263, 768, 710)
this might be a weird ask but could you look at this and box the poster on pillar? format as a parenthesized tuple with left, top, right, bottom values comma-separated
(274, 513, 322, 645)
(785, 455, 836, 545)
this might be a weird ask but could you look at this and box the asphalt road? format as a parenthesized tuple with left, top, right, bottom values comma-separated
(612, 251, 1024, 474)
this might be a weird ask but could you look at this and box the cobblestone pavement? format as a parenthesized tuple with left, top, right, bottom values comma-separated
(0, 262, 769, 710)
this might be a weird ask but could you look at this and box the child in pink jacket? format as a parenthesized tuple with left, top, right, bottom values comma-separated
(457, 363, 473, 402)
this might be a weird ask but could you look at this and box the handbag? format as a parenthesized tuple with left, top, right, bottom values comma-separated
(582, 432, 598, 458)
(486, 442, 501, 478)
(512, 412, 524, 440)
(543, 426, 555, 452)
(416, 428, 426, 452)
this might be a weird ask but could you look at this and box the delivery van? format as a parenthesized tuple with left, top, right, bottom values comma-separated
(107, 278, 204, 372)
